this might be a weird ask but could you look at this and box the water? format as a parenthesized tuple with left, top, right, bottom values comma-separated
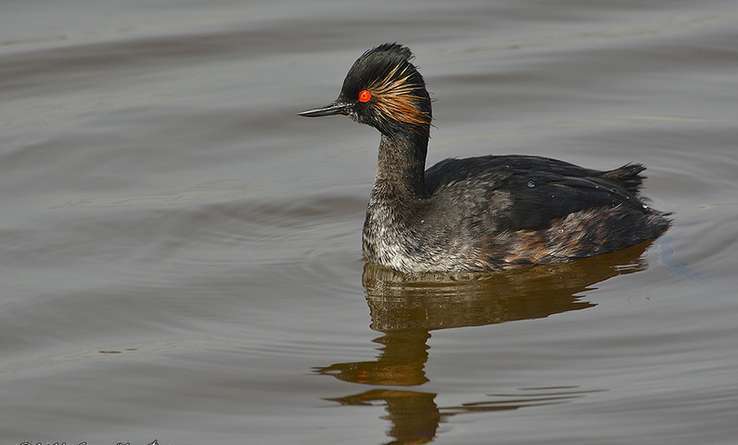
(1, 1, 737, 444)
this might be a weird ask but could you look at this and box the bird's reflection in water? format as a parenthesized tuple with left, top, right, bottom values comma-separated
(317, 242, 652, 444)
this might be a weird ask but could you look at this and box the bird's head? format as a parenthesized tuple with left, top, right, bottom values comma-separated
(299, 43, 432, 136)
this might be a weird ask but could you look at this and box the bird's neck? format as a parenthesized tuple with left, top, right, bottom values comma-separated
(374, 129, 429, 199)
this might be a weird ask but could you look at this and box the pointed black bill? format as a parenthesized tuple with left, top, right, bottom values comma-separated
(298, 101, 352, 117)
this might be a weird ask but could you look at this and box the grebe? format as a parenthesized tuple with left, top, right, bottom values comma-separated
(299, 43, 670, 273)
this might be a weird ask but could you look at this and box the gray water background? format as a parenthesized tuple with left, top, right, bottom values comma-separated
(1, 1, 737, 444)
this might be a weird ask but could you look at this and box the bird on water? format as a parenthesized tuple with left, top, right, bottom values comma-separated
(299, 43, 670, 273)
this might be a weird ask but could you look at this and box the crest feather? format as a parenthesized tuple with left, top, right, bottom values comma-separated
(362, 43, 414, 62)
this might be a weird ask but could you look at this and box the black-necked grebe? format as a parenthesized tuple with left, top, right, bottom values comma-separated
(299, 43, 670, 273)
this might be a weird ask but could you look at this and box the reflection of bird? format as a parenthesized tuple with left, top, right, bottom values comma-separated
(317, 243, 650, 445)
(319, 329, 430, 386)
(326, 389, 440, 445)
(325, 387, 599, 445)
(300, 43, 670, 273)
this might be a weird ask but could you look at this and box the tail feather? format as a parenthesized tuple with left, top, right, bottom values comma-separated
(602, 163, 646, 195)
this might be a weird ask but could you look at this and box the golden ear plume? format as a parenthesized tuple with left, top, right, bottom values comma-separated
(367, 64, 430, 126)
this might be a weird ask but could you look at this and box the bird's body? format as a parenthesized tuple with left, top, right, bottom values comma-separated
(300, 43, 670, 273)
(363, 148, 668, 273)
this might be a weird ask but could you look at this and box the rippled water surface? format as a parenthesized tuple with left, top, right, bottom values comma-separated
(2, 1, 737, 444)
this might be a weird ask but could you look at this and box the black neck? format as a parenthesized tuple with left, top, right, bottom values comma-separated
(374, 127, 429, 198)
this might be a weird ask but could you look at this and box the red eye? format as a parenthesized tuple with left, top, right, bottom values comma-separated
(358, 89, 372, 103)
